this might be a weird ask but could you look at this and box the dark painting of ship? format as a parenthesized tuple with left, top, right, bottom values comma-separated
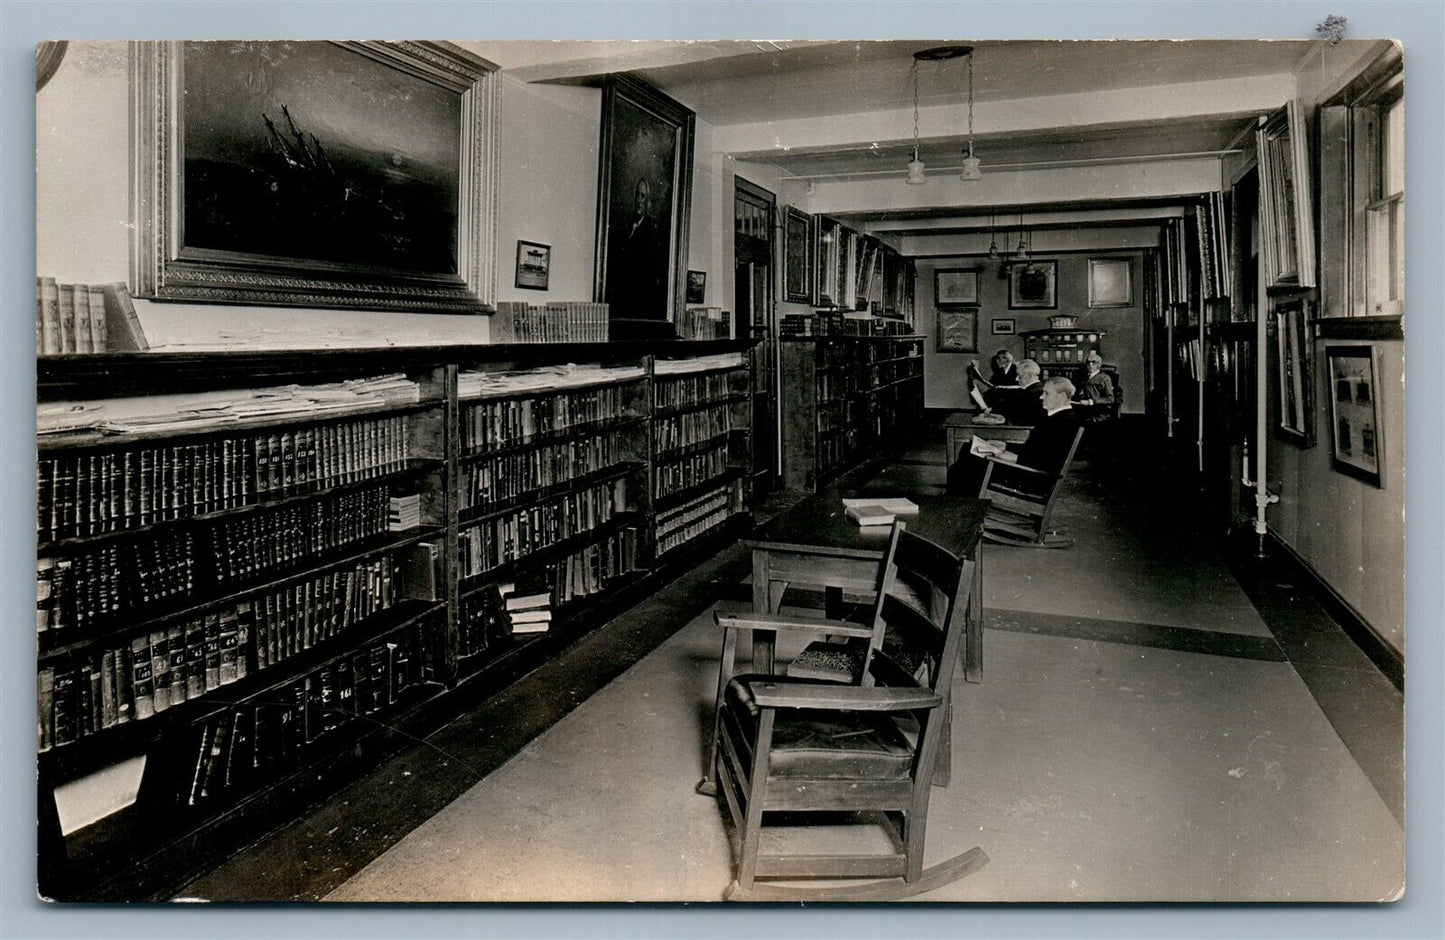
(181, 41, 461, 277)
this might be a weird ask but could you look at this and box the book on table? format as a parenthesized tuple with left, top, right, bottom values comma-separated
(840, 496, 919, 527)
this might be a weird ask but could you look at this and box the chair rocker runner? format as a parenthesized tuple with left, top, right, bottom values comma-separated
(711, 523, 988, 901)
(977, 426, 1084, 549)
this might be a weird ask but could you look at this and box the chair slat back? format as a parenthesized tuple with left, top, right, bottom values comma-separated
(868, 525, 975, 695)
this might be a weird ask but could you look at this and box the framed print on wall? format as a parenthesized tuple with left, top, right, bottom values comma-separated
(1088, 257, 1133, 307)
(934, 267, 980, 306)
(686, 270, 706, 304)
(1272, 300, 1315, 446)
(1008, 260, 1058, 309)
(936, 307, 978, 353)
(783, 206, 813, 303)
(991, 318, 1016, 335)
(594, 74, 696, 338)
(1325, 344, 1382, 486)
(514, 241, 551, 290)
(130, 40, 500, 313)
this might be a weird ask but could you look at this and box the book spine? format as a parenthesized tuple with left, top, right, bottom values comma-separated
(56, 283, 74, 354)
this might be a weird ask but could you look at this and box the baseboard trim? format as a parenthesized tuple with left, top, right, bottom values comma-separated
(1265, 531, 1404, 691)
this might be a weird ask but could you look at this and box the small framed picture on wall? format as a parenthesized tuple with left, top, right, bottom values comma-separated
(991, 319, 1016, 335)
(1325, 344, 1382, 487)
(686, 270, 707, 304)
(514, 241, 551, 291)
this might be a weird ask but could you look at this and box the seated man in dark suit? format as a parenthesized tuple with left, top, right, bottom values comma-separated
(1073, 352, 1115, 424)
(948, 376, 1081, 497)
(966, 349, 1019, 412)
(982, 358, 1045, 426)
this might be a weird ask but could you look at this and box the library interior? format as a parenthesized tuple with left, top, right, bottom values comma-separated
(34, 38, 1406, 903)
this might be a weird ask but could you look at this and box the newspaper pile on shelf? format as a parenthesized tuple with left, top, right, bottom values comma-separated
(457, 363, 646, 400)
(653, 352, 745, 376)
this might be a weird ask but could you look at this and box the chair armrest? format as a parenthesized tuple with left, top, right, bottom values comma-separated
(742, 677, 942, 713)
(714, 611, 875, 638)
(982, 455, 1051, 476)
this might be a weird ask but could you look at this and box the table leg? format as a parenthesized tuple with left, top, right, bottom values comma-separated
(963, 552, 984, 683)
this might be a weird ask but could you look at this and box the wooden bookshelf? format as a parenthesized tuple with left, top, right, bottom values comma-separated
(35, 340, 754, 901)
(779, 333, 924, 491)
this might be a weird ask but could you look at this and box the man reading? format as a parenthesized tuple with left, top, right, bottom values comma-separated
(949, 376, 1081, 496)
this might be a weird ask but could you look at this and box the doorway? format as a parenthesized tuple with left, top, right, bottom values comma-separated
(734, 176, 777, 495)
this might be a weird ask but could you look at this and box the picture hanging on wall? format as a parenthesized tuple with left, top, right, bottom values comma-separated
(783, 206, 813, 303)
(686, 270, 707, 304)
(130, 40, 499, 313)
(936, 307, 978, 353)
(1088, 257, 1133, 307)
(1325, 344, 1382, 486)
(1008, 260, 1058, 309)
(1272, 299, 1315, 446)
(514, 241, 551, 291)
(934, 267, 980, 306)
(593, 74, 696, 338)
(991, 318, 1016, 335)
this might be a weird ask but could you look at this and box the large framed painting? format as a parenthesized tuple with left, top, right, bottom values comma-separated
(1088, 257, 1133, 307)
(935, 307, 978, 353)
(1272, 299, 1316, 446)
(1325, 344, 1383, 487)
(934, 267, 980, 307)
(130, 41, 500, 313)
(593, 74, 696, 339)
(1008, 260, 1058, 309)
(783, 206, 813, 304)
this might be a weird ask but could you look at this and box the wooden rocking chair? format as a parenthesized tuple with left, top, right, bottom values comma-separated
(977, 426, 1085, 549)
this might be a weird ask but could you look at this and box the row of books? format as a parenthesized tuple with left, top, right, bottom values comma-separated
(178, 626, 425, 809)
(458, 583, 527, 657)
(38, 608, 247, 750)
(675, 306, 736, 341)
(491, 301, 610, 344)
(460, 432, 627, 511)
(36, 278, 108, 356)
(37, 415, 412, 543)
(654, 479, 745, 556)
(652, 369, 745, 412)
(1193, 192, 1232, 302)
(38, 533, 195, 637)
(653, 403, 733, 455)
(36, 555, 400, 750)
(456, 478, 626, 580)
(461, 384, 637, 454)
(654, 352, 746, 376)
(210, 486, 391, 586)
(655, 441, 730, 500)
(544, 525, 641, 609)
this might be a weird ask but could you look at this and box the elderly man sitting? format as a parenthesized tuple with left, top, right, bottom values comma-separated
(978, 358, 1045, 426)
(948, 375, 1081, 497)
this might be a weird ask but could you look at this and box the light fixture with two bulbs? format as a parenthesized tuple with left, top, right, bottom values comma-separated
(906, 44, 982, 185)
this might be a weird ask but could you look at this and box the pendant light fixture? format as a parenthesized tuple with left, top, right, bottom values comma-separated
(960, 48, 982, 180)
(1016, 211, 1030, 261)
(907, 57, 926, 185)
(987, 213, 1000, 259)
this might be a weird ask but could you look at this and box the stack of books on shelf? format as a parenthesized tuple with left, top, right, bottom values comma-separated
(457, 363, 644, 401)
(388, 493, 422, 532)
(37, 278, 108, 355)
(841, 496, 919, 528)
(653, 351, 745, 376)
(502, 587, 552, 636)
(492, 301, 609, 344)
(779, 314, 817, 337)
(676, 306, 735, 341)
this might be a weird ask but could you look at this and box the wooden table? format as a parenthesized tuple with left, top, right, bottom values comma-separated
(698, 490, 989, 794)
(944, 411, 1032, 466)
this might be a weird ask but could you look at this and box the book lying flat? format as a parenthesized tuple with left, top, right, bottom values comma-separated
(841, 497, 919, 515)
(504, 593, 551, 612)
(845, 504, 897, 526)
(509, 609, 552, 625)
(509, 620, 550, 635)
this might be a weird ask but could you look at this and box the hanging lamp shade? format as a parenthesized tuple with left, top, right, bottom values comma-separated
(907, 152, 927, 185)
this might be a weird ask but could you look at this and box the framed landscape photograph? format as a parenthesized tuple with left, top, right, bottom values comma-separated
(783, 206, 813, 303)
(1008, 260, 1058, 309)
(130, 41, 500, 313)
(1088, 257, 1133, 307)
(594, 74, 696, 336)
(936, 307, 978, 353)
(1273, 299, 1315, 445)
(1326, 344, 1382, 486)
(992, 318, 1016, 335)
(934, 267, 980, 306)
(514, 241, 551, 291)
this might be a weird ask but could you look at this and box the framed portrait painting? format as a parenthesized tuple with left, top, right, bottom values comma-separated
(1009, 260, 1058, 309)
(936, 307, 978, 354)
(130, 41, 500, 313)
(1272, 300, 1315, 446)
(1325, 344, 1382, 487)
(783, 207, 813, 304)
(593, 74, 696, 339)
(934, 268, 979, 307)
(686, 270, 707, 305)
